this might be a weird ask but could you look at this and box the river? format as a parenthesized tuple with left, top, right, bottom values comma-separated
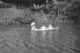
(0, 24, 80, 53)
(29, 23, 80, 53)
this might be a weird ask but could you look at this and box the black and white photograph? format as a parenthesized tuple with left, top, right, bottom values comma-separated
(0, 0, 79, 53)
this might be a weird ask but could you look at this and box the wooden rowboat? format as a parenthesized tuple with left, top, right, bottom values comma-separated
(31, 25, 59, 31)
(31, 22, 59, 31)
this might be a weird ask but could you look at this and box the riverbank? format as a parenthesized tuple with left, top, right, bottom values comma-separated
(0, 6, 75, 26)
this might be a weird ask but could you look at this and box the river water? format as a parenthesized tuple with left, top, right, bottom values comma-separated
(0, 24, 80, 53)
(29, 24, 80, 53)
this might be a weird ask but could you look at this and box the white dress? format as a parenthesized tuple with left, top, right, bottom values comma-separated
(40, 26, 46, 30)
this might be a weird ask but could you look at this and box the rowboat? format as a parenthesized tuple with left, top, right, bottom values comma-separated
(31, 24, 59, 31)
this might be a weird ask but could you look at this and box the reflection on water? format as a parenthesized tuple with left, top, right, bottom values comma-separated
(30, 30, 37, 42)
(30, 24, 80, 53)
(30, 29, 59, 43)
(41, 31, 46, 41)
(48, 30, 59, 42)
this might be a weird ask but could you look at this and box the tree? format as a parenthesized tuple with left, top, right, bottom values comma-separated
(46, 0, 73, 23)
(66, 1, 80, 23)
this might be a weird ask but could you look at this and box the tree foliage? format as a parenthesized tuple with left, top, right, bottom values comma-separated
(66, 1, 80, 23)
(44, 0, 73, 23)
(46, 0, 80, 23)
